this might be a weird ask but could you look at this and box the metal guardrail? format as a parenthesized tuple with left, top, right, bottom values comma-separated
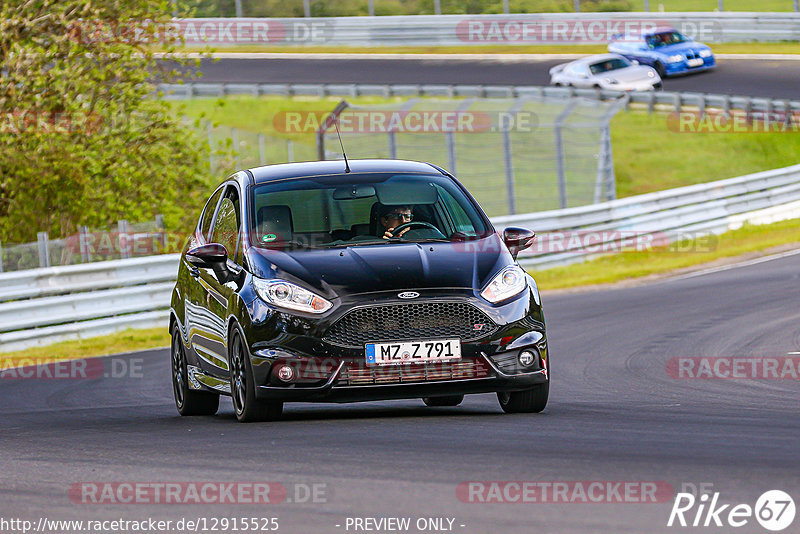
(2, 165, 800, 352)
(172, 14, 800, 45)
(158, 82, 800, 117)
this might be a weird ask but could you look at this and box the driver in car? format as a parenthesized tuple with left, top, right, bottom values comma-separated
(379, 205, 414, 239)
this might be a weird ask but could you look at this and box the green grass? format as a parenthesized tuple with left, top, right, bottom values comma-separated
(0, 328, 170, 369)
(531, 217, 800, 290)
(182, 42, 800, 55)
(611, 111, 800, 197)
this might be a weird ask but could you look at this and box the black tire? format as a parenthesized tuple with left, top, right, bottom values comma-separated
(497, 383, 549, 414)
(171, 327, 219, 416)
(229, 328, 283, 423)
(422, 395, 464, 407)
(654, 61, 666, 78)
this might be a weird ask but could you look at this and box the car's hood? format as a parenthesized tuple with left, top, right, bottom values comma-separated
(246, 234, 511, 298)
(600, 65, 656, 83)
(655, 41, 709, 55)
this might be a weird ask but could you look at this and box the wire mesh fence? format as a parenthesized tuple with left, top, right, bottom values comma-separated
(319, 96, 624, 217)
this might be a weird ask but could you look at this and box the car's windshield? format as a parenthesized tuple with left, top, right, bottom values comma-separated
(646, 31, 688, 48)
(589, 58, 630, 74)
(249, 172, 491, 250)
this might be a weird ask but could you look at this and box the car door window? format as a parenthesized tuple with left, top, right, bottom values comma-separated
(210, 186, 241, 265)
(199, 187, 224, 240)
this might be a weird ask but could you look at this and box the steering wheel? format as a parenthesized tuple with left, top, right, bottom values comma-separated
(389, 221, 439, 237)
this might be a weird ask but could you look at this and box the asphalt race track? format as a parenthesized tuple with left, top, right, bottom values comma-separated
(2, 252, 799, 533)
(194, 57, 800, 100)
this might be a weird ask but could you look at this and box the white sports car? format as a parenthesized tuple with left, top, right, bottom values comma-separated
(549, 53, 662, 92)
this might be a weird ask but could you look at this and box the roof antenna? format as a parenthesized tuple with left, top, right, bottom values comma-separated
(333, 117, 351, 174)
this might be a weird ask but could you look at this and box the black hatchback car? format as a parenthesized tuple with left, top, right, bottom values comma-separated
(170, 159, 549, 422)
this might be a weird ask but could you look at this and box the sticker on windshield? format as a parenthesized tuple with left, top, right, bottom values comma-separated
(263, 234, 277, 243)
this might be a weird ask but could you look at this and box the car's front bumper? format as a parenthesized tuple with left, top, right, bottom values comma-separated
(664, 56, 716, 76)
(252, 352, 548, 403)
(240, 286, 549, 403)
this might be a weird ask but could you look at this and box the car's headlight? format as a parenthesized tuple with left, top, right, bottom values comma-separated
(667, 54, 684, 63)
(699, 49, 712, 58)
(647, 70, 655, 78)
(253, 278, 332, 314)
(481, 266, 527, 304)
(604, 77, 618, 84)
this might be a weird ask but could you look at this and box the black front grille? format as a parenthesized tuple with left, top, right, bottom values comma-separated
(337, 358, 491, 386)
(323, 302, 497, 348)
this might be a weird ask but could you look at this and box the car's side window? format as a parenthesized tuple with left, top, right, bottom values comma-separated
(199, 187, 224, 241)
(210, 185, 241, 265)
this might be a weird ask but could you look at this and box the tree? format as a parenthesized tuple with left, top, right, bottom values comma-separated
(0, 0, 220, 243)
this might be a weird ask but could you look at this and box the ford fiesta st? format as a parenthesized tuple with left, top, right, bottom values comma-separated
(169, 159, 549, 422)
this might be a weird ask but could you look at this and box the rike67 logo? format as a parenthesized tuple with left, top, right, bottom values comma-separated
(668, 489, 795, 531)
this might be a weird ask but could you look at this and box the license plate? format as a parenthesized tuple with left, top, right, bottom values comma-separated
(687, 58, 704, 67)
(365, 339, 461, 366)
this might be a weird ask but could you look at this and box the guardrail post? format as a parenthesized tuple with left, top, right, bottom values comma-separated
(258, 133, 266, 165)
(434, 0, 441, 14)
(674, 93, 682, 113)
(502, 128, 516, 215)
(234, 0, 243, 17)
(37, 232, 50, 268)
(698, 94, 706, 119)
(118, 220, 131, 259)
(554, 101, 578, 209)
(647, 91, 655, 114)
(574, 0, 580, 12)
(304, 0, 311, 17)
(795, 0, 799, 12)
(79, 226, 90, 262)
(0, 241, 3, 273)
(155, 214, 166, 252)
(388, 131, 398, 159)
(446, 132, 457, 175)
(287, 140, 295, 162)
(644, 0, 650, 10)
(369, 0, 376, 16)
(503, 0, 510, 14)
(718, 0, 724, 10)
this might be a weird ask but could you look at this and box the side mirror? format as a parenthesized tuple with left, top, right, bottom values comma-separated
(503, 227, 536, 260)
(186, 243, 234, 283)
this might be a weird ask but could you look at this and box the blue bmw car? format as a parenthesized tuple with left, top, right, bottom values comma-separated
(608, 27, 715, 78)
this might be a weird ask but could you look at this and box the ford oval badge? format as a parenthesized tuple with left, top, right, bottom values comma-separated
(398, 291, 420, 299)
